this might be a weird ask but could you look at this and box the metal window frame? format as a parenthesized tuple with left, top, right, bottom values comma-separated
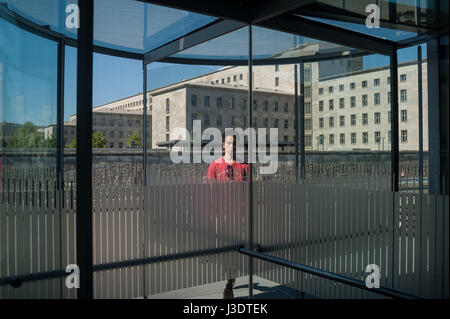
(1, 0, 446, 300)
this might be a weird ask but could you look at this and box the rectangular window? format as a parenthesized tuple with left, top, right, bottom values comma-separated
(229, 97, 235, 109)
(240, 74, 243, 80)
(319, 135, 324, 145)
(374, 78, 380, 86)
(374, 112, 381, 124)
(340, 133, 345, 145)
(110, 131, 114, 138)
(191, 94, 197, 106)
(374, 93, 380, 105)
(305, 102, 312, 114)
(339, 115, 345, 127)
(305, 86, 312, 98)
(375, 131, 381, 143)
(387, 76, 391, 84)
(401, 130, 408, 142)
(328, 86, 334, 93)
(339, 97, 345, 109)
(273, 119, 279, 128)
(166, 117, 170, 131)
(319, 88, 324, 95)
(203, 114, 210, 126)
(253, 100, 257, 111)
(400, 89, 407, 102)
(304, 68, 312, 82)
(284, 103, 288, 112)
(118, 119, 123, 127)
(350, 82, 355, 90)
(351, 96, 356, 108)
(351, 114, 356, 126)
(329, 99, 334, 110)
(351, 132, 356, 144)
(319, 118, 324, 128)
(362, 94, 368, 106)
(388, 131, 391, 143)
(388, 92, 391, 104)
(227, 77, 230, 83)
(284, 135, 289, 142)
(284, 119, 288, 129)
(305, 136, 312, 147)
(263, 100, 268, 111)
(264, 118, 269, 127)
(400, 74, 407, 82)
(362, 113, 368, 125)
(274, 102, 278, 112)
(275, 65, 279, 72)
(388, 111, 391, 123)
(362, 80, 367, 88)
(275, 77, 279, 87)
(221, 78, 224, 84)
(305, 118, 312, 131)
(363, 132, 368, 144)
(216, 97, 223, 108)
(329, 116, 334, 128)
(241, 99, 246, 109)
(401, 109, 407, 122)
(233, 75, 237, 81)
(329, 134, 334, 145)
(339, 84, 344, 92)
(166, 98, 170, 114)
(319, 100, 324, 112)
(110, 119, 115, 126)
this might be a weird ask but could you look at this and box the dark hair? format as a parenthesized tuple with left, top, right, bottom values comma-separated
(222, 131, 236, 144)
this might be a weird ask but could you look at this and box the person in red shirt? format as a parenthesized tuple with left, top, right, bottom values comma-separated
(206, 133, 248, 182)
(206, 133, 248, 298)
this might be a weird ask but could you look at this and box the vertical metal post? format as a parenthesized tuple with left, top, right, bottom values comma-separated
(57, 38, 65, 298)
(299, 62, 305, 180)
(294, 63, 299, 181)
(427, 37, 442, 195)
(417, 45, 423, 194)
(247, 24, 253, 299)
(76, 0, 94, 299)
(142, 62, 148, 298)
(390, 50, 399, 192)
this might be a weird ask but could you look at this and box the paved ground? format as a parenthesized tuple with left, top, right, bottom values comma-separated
(146, 276, 313, 299)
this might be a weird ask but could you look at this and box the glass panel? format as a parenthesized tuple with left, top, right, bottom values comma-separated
(397, 44, 429, 193)
(0, 14, 60, 297)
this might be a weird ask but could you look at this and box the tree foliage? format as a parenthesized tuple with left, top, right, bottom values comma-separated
(7, 122, 44, 148)
(127, 131, 142, 148)
(65, 131, 107, 148)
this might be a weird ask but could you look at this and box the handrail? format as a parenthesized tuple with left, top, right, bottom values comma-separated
(239, 248, 425, 299)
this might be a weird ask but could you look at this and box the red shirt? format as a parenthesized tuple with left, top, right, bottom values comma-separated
(206, 157, 248, 181)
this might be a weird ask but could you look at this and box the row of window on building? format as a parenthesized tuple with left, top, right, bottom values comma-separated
(111, 99, 148, 110)
(91, 118, 142, 127)
(319, 74, 407, 95)
(317, 110, 408, 128)
(317, 130, 408, 145)
(187, 114, 293, 129)
(210, 73, 244, 85)
(318, 90, 407, 111)
(188, 95, 291, 112)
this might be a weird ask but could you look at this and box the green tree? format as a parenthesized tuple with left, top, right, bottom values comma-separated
(8, 122, 43, 148)
(92, 131, 107, 148)
(65, 131, 107, 148)
(44, 132, 57, 148)
(127, 131, 142, 148)
(67, 138, 77, 148)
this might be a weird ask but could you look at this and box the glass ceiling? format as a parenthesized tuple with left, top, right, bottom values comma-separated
(172, 26, 357, 62)
(3, 0, 217, 54)
(297, 0, 448, 31)
(2, 0, 446, 60)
